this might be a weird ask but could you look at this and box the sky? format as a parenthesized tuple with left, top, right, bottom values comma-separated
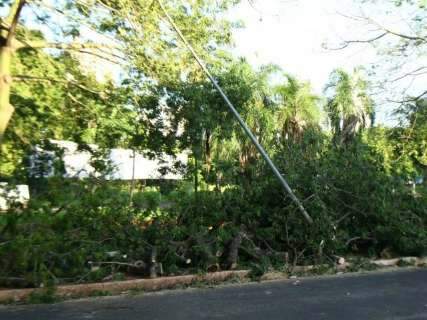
(228, 0, 375, 92)
(227, 0, 423, 124)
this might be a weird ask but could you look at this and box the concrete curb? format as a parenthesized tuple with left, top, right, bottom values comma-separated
(289, 257, 427, 271)
(372, 257, 427, 267)
(1, 256, 425, 303)
(0, 270, 250, 303)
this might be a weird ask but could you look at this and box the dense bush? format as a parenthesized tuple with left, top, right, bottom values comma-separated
(1, 132, 425, 288)
(1, 56, 426, 288)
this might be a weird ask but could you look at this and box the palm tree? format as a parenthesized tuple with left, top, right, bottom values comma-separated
(208, 62, 278, 182)
(324, 69, 373, 145)
(274, 75, 321, 142)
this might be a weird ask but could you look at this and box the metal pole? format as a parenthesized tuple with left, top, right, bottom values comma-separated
(157, 0, 313, 224)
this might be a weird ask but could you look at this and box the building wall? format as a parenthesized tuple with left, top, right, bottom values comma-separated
(30, 140, 188, 180)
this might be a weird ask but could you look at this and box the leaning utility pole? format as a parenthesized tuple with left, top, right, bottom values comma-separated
(157, 0, 313, 224)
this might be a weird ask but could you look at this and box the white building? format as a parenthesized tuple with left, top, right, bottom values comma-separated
(30, 140, 188, 180)
(0, 183, 30, 210)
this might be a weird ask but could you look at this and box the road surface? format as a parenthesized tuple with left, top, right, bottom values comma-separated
(0, 268, 426, 320)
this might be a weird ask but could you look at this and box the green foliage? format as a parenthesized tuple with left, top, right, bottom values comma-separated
(27, 286, 58, 304)
(0, 0, 425, 288)
(274, 74, 322, 142)
(1, 37, 136, 178)
(1, 0, 240, 178)
(325, 69, 373, 145)
(2, 128, 425, 287)
(392, 99, 427, 169)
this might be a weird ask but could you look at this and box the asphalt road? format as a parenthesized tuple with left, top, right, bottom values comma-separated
(0, 268, 426, 320)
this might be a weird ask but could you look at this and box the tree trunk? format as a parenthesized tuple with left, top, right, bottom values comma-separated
(226, 231, 243, 270)
(194, 154, 199, 198)
(0, 45, 14, 144)
(0, 0, 26, 144)
(129, 148, 136, 205)
(204, 130, 212, 174)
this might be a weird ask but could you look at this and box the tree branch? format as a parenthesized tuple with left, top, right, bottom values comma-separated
(5, 0, 26, 47)
(15, 40, 124, 63)
(16, 40, 118, 51)
(359, 12, 427, 42)
(382, 28, 427, 43)
(0, 20, 9, 32)
(31, 0, 122, 45)
(331, 12, 427, 51)
(77, 49, 125, 65)
(328, 32, 387, 50)
(388, 89, 427, 104)
(12, 75, 106, 96)
(390, 66, 427, 83)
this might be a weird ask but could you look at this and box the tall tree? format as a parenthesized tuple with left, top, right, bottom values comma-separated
(158, 59, 278, 184)
(274, 74, 321, 142)
(324, 69, 373, 145)
(0, 0, 239, 144)
(1, 33, 135, 177)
